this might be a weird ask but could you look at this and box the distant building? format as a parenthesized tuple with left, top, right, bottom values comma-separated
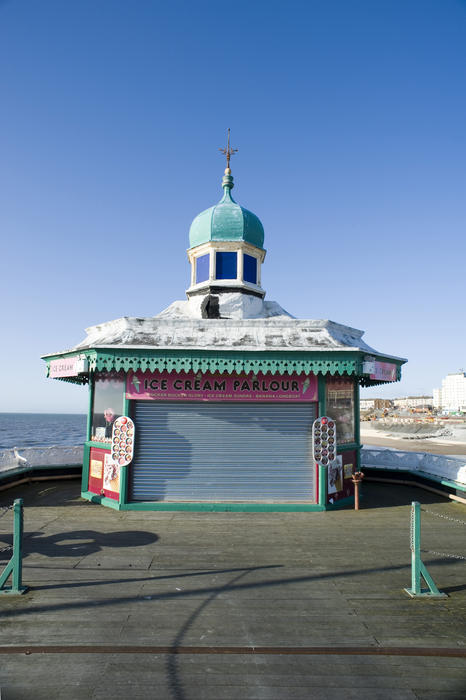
(433, 373, 466, 413)
(393, 396, 433, 410)
(433, 388, 442, 409)
(360, 398, 393, 411)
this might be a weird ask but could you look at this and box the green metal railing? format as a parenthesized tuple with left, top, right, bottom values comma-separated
(404, 501, 446, 598)
(0, 498, 28, 595)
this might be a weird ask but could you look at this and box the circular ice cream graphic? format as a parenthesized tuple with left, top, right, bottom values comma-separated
(312, 416, 337, 466)
(111, 416, 135, 467)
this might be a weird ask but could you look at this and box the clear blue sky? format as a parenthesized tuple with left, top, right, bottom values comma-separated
(1, 0, 465, 412)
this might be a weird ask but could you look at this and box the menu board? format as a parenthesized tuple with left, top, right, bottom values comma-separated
(312, 416, 337, 466)
(111, 416, 135, 466)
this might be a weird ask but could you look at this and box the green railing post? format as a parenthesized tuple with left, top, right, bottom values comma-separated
(411, 501, 421, 594)
(0, 498, 28, 595)
(404, 501, 447, 599)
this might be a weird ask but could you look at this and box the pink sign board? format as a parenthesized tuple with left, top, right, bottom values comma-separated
(370, 362, 397, 382)
(126, 370, 318, 402)
(49, 357, 86, 378)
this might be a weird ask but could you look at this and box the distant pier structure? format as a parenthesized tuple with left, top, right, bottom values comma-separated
(43, 139, 406, 511)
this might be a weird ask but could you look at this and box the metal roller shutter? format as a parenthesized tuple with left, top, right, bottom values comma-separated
(130, 401, 317, 502)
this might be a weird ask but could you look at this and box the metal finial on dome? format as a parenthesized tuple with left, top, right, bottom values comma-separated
(219, 128, 237, 190)
(219, 128, 238, 169)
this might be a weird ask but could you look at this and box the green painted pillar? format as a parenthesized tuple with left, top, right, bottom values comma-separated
(86, 374, 94, 441)
(354, 379, 361, 471)
(82, 444, 90, 494)
(119, 466, 129, 508)
(317, 375, 327, 508)
(119, 390, 131, 508)
(82, 375, 94, 494)
(318, 465, 328, 507)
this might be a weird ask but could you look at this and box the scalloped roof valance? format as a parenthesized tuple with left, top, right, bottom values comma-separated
(43, 348, 403, 387)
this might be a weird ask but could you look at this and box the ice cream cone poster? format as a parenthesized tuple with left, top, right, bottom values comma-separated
(103, 453, 120, 494)
(328, 455, 343, 494)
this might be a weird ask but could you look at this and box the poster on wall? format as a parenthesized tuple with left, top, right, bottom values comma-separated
(103, 453, 120, 493)
(344, 463, 354, 479)
(328, 456, 343, 494)
(90, 459, 103, 479)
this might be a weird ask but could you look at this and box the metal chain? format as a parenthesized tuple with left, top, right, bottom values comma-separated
(423, 549, 466, 561)
(409, 504, 415, 552)
(421, 508, 466, 526)
(0, 504, 13, 519)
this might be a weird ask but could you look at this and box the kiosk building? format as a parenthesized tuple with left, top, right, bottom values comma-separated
(43, 156, 406, 511)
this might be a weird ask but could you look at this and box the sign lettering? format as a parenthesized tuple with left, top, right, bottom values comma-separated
(126, 370, 317, 402)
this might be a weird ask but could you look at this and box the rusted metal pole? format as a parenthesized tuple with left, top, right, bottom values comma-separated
(351, 472, 364, 511)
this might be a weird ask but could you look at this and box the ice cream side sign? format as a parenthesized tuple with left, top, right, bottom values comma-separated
(126, 370, 318, 402)
(370, 362, 397, 382)
(49, 357, 88, 378)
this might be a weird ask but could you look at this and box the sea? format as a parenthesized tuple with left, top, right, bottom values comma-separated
(0, 413, 87, 450)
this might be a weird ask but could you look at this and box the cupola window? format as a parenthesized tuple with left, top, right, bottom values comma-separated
(215, 251, 237, 280)
(196, 254, 210, 283)
(243, 254, 258, 284)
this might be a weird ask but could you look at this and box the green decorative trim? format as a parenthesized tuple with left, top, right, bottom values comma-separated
(46, 350, 364, 380)
(44, 348, 405, 387)
(89, 350, 359, 377)
(50, 373, 88, 385)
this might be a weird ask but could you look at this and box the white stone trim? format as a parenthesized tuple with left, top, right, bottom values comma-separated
(187, 241, 266, 295)
(237, 250, 243, 282)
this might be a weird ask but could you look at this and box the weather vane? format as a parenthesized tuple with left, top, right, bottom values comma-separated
(219, 128, 238, 170)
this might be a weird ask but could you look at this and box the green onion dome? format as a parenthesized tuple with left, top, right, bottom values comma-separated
(189, 169, 265, 249)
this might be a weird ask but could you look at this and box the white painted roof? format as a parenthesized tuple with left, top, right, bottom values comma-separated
(43, 293, 406, 361)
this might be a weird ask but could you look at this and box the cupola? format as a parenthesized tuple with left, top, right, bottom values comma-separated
(186, 131, 266, 300)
